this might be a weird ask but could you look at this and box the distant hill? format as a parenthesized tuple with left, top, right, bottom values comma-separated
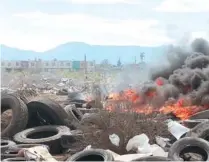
(0, 42, 168, 64)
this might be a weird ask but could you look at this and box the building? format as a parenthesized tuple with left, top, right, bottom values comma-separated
(1, 59, 95, 72)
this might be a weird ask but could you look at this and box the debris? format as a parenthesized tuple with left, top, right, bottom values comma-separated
(155, 136, 170, 148)
(150, 144, 168, 157)
(167, 119, 190, 139)
(109, 133, 120, 147)
(126, 134, 149, 152)
(84, 145, 92, 150)
(24, 146, 57, 161)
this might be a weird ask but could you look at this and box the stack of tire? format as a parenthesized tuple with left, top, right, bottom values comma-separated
(1, 93, 86, 161)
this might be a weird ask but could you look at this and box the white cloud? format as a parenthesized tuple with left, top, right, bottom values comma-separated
(1, 12, 173, 51)
(191, 31, 209, 41)
(70, 0, 141, 4)
(155, 0, 209, 12)
(40, 0, 141, 4)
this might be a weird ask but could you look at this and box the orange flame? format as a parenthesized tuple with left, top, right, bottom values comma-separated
(106, 88, 206, 120)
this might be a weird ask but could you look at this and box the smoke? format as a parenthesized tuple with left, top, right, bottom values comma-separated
(149, 38, 209, 107)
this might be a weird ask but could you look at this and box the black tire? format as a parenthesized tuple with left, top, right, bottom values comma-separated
(1, 144, 49, 160)
(13, 125, 71, 154)
(64, 105, 83, 127)
(190, 110, 209, 120)
(26, 99, 73, 129)
(1, 94, 28, 138)
(168, 137, 209, 161)
(1, 149, 20, 160)
(66, 149, 114, 161)
(131, 156, 170, 161)
(2, 157, 27, 162)
(185, 121, 209, 141)
(181, 119, 207, 129)
(1, 140, 16, 153)
(68, 92, 87, 105)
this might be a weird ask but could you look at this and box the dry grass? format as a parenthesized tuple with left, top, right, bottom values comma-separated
(78, 106, 171, 154)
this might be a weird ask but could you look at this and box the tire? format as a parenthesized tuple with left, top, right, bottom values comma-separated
(64, 105, 83, 127)
(1, 94, 28, 138)
(185, 121, 209, 141)
(68, 92, 87, 105)
(189, 110, 209, 120)
(2, 157, 27, 162)
(1, 144, 49, 160)
(66, 149, 114, 161)
(1, 149, 20, 160)
(181, 119, 208, 129)
(168, 137, 209, 161)
(26, 99, 73, 129)
(13, 125, 71, 154)
(131, 156, 170, 161)
(1, 140, 16, 153)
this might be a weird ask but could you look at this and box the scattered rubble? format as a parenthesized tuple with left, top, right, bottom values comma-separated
(2, 38, 209, 161)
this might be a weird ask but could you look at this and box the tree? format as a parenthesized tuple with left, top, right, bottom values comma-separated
(117, 58, 122, 67)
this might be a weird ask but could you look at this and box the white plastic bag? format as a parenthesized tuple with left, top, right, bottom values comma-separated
(109, 133, 120, 147)
(126, 134, 149, 152)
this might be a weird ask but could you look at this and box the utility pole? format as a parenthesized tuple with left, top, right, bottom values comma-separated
(84, 54, 87, 80)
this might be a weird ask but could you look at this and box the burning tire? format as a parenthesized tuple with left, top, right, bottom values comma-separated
(2, 157, 27, 162)
(13, 125, 71, 154)
(185, 121, 209, 141)
(132, 156, 170, 161)
(26, 99, 73, 129)
(66, 149, 114, 161)
(1, 140, 16, 154)
(168, 137, 209, 161)
(189, 110, 209, 120)
(64, 105, 83, 128)
(1, 94, 28, 138)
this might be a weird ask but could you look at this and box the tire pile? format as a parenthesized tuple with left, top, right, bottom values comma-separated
(1, 93, 209, 161)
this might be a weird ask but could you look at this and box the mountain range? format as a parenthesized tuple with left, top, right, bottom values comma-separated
(0, 42, 168, 64)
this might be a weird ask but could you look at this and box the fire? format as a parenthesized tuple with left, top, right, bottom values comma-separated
(106, 88, 206, 120)
(155, 78, 164, 86)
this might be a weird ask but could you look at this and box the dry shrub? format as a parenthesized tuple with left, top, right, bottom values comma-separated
(78, 101, 171, 154)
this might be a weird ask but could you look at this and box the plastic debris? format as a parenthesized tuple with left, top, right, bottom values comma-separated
(83, 145, 92, 150)
(109, 133, 120, 147)
(155, 136, 170, 148)
(126, 134, 149, 152)
(167, 119, 190, 139)
(150, 144, 168, 157)
(24, 146, 57, 161)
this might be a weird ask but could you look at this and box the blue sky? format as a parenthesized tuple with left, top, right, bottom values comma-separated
(0, 0, 209, 52)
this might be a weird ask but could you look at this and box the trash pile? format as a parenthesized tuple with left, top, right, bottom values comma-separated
(1, 38, 209, 161)
(1, 89, 209, 161)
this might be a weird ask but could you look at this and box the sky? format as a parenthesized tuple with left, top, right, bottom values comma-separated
(0, 0, 209, 52)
